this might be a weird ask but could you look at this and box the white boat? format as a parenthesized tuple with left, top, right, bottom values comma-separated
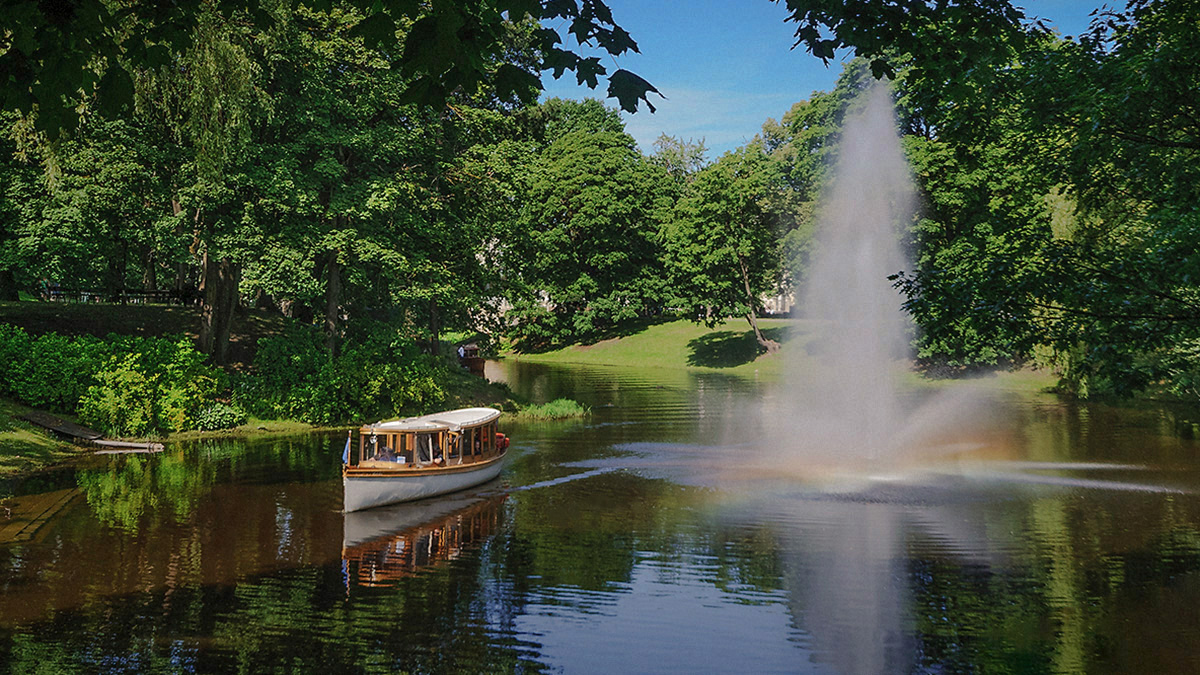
(342, 407, 510, 512)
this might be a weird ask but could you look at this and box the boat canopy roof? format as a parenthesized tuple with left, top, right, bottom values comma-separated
(363, 407, 501, 433)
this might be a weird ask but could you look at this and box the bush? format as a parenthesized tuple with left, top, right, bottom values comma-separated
(237, 325, 448, 425)
(0, 324, 32, 399)
(77, 336, 225, 436)
(78, 353, 158, 437)
(0, 325, 110, 412)
(195, 403, 247, 431)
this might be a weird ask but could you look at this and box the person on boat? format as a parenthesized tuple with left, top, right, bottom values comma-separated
(377, 445, 396, 461)
(416, 434, 433, 464)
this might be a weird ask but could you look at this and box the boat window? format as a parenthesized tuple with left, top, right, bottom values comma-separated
(464, 427, 477, 457)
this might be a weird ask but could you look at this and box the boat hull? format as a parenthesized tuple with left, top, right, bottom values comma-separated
(342, 455, 505, 512)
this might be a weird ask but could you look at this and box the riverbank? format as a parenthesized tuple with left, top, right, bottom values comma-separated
(0, 400, 82, 475)
(507, 318, 796, 378)
(505, 317, 1059, 393)
(0, 300, 528, 475)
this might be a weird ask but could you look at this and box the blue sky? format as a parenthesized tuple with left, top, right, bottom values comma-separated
(540, 1, 1101, 159)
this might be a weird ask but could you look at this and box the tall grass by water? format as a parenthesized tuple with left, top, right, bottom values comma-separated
(516, 398, 590, 419)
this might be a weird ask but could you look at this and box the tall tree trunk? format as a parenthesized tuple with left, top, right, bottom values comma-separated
(428, 299, 441, 356)
(142, 248, 157, 291)
(199, 251, 241, 365)
(324, 250, 341, 356)
(0, 269, 17, 301)
(738, 254, 779, 353)
(107, 245, 125, 303)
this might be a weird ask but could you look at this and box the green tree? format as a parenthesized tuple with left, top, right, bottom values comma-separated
(890, 1, 1200, 399)
(665, 143, 786, 352)
(0, 115, 51, 299)
(1030, 0, 1200, 396)
(507, 114, 671, 348)
(649, 134, 709, 185)
(0, 0, 660, 138)
(776, 0, 1033, 88)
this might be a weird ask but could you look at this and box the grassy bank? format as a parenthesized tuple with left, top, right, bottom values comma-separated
(508, 318, 800, 379)
(0, 300, 522, 475)
(507, 317, 1059, 393)
(0, 400, 81, 476)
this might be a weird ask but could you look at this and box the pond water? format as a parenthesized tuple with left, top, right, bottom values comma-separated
(3, 360, 1200, 673)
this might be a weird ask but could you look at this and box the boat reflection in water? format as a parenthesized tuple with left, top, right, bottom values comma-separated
(342, 490, 507, 588)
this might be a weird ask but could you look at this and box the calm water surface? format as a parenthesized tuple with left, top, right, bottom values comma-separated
(3, 360, 1200, 674)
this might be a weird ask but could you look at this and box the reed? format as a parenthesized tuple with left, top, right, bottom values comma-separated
(516, 398, 589, 419)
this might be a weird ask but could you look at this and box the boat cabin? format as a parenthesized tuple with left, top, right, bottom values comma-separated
(457, 343, 486, 376)
(352, 408, 506, 469)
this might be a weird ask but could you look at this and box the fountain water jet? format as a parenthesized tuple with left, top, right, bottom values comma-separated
(754, 81, 1002, 475)
(766, 82, 916, 461)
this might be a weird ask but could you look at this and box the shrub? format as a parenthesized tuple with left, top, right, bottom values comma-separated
(237, 325, 448, 425)
(0, 324, 32, 398)
(0, 328, 223, 435)
(78, 336, 224, 436)
(195, 403, 247, 431)
(0, 326, 110, 412)
(518, 398, 590, 419)
(78, 353, 158, 437)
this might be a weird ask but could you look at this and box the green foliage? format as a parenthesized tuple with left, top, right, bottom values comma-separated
(526, 97, 627, 144)
(78, 354, 158, 437)
(0, 325, 224, 435)
(78, 336, 224, 436)
(238, 325, 447, 425)
(665, 143, 785, 329)
(892, 2, 1200, 398)
(650, 134, 709, 186)
(3, 0, 658, 141)
(0, 324, 109, 412)
(506, 124, 672, 349)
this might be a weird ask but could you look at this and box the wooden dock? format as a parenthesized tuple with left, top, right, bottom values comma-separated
(20, 411, 102, 441)
(19, 411, 164, 452)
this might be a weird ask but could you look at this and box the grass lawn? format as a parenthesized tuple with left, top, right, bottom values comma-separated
(507, 317, 806, 380)
(506, 317, 1059, 392)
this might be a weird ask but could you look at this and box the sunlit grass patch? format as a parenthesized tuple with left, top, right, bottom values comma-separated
(508, 318, 802, 380)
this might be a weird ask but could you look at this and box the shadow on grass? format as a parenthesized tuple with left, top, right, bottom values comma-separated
(510, 316, 674, 354)
(686, 326, 791, 368)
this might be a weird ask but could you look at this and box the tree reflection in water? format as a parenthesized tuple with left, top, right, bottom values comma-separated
(2, 366, 1200, 672)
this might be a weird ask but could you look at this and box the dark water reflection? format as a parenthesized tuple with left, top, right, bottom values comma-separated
(2, 361, 1200, 673)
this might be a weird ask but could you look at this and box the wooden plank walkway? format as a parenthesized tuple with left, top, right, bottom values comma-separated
(0, 489, 79, 545)
(19, 411, 103, 441)
(19, 411, 163, 451)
